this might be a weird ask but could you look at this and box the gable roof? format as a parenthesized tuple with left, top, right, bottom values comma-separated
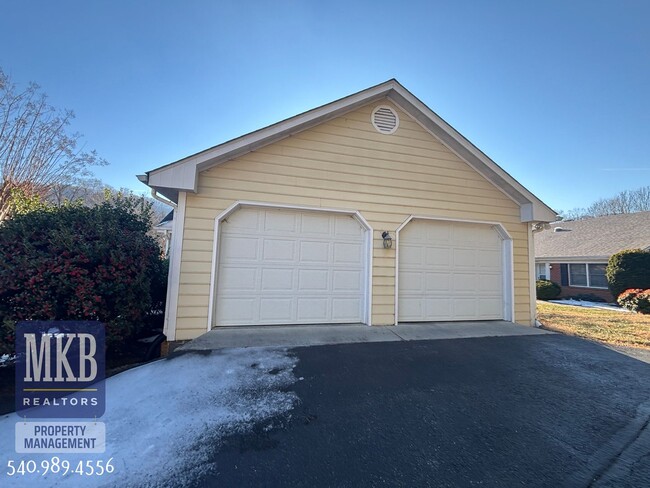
(138, 79, 556, 223)
(535, 211, 650, 261)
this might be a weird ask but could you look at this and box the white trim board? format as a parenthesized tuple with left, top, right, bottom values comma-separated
(142, 80, 556, 223)
(207, 201, 374, 330)
(163, 191, 187, 341)
(394, 215, 515, 325)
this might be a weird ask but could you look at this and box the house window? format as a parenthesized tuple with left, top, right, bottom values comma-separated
(535, 263, 548, 280)
(568, 263, 607, 289)
(588, 264, 608, 288)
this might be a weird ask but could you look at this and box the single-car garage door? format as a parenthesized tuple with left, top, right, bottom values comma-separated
(398, 219, 505, 322)
(215, 207, 368, 326)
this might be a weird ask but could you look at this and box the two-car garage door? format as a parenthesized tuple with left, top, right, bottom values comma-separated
(215, 207, 368, 326)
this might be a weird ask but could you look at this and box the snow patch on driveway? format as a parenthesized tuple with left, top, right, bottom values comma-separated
(0, 347, 298, 487)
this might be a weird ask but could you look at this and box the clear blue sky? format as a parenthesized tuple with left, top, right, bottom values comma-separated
(2, 0, 648, 213)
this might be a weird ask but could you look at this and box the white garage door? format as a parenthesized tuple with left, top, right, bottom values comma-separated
(398, 219, 504, 322)
(215, 207, 367, 326)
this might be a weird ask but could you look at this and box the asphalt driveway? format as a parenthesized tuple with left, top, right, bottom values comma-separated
(193, 334, 650, 488)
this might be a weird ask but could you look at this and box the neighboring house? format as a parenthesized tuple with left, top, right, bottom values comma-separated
(154, 210, 174, 258)
(138, 80, 556, 342)
(534, 211, 650, 302)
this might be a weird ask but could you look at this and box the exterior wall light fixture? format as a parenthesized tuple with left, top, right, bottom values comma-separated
(381, 231, 393, 249)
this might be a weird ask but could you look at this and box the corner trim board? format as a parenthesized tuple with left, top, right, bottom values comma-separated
(163, 191, 187, 341)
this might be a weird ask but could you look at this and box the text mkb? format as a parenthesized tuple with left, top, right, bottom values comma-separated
(16, 321, 105, 418)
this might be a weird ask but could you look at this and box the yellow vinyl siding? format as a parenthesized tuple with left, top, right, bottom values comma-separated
(174, 101, 532, 337)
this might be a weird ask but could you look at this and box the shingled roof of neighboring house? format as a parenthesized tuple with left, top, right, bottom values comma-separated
(535, 211, 650, 260)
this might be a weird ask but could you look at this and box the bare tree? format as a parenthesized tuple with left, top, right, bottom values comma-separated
(0, 68, 106, 221)
(559, 185, 650, 220)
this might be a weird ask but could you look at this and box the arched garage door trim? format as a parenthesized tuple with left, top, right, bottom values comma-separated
(207, 201, 374, 330)
(394, 215, 514, 325)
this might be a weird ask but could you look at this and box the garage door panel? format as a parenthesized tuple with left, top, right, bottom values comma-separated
(299, 241, 330, 262)
(425, 298, 452, 319)
(297, 298, 328, 321)
(264, 211, 297, 232)
(452, 298, 476, 318)
(332, 298, 362, 320)
(453, 248, 477, 267)
(425, 273, 449, 292)
(298, 269, 329, 290)
(398, 297, 424, 321)
(263, 239, 296, 261)
(399, 220, 504, 322)
(216, 207, 367, 326)
(259, 298, 294, 321)
(425, 247, 451, 266)
(479, 249, 501, 265)
(221, 236, 258, 261)
(217, 298, 257, 323)
(228, 209, 259, 230)
(479, 274, 501, 291)
(219, 267, 258, 291)
(427, 223, 451, 242)
(453, 273, 478, 292)
(333, 270, 362, 290)
(479, 298, 502, 317)
(300, 213, 331, 235)
(261, 268, 294, 291)
(400, 271, 423, 291)
(400, 245, 423, 265)
(334, 242, 362, 263)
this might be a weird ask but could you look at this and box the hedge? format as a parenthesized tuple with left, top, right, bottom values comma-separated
(536, 280, 561, 300)
(0, 197, 167, 355)
(606, 249, 650, 299)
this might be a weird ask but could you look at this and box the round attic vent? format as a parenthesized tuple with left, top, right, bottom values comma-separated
(371, 106, 399, 134)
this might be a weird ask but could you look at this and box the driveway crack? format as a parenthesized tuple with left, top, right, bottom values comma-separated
(387, 327, 407, 341)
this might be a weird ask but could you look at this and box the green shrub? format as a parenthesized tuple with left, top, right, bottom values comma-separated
(617, 289, 650, 314)
(0, 319, 15, 356)
(0, 196, 167, 354)
(606, 249, 650, 299)
(536, 280, 561, 300)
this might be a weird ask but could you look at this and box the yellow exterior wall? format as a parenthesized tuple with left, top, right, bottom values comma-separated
(174, 101, 532, 340)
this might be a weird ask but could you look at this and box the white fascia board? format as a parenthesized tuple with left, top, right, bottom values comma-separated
(388, 87, 557, 223)
(146, 81, 397, 193)
(145, 79, 556, 223)
(148, 163, 197, 192)
(520, 203, 556, 223)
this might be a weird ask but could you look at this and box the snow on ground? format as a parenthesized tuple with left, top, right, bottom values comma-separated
(547, 299, 630, 312)
(0, 348, 299, 488)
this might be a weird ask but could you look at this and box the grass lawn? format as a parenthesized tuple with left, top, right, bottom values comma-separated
(537, 300, 650, 349)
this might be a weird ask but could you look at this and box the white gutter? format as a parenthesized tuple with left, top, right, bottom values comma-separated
(150, 188, 177, 210)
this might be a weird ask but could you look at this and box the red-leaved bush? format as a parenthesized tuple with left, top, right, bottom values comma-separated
(0, 196, 167, 354)
(617, 289, 650, 314)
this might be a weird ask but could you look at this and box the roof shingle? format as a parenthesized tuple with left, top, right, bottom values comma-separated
(534, 211, 650, 259)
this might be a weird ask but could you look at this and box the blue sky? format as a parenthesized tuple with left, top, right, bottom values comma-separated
(1, 0, 648, 213)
